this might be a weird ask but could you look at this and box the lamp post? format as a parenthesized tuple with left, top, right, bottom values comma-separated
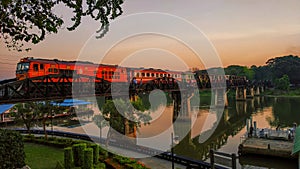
(51, 113, 54, 137)
(171, 133, 179, 169)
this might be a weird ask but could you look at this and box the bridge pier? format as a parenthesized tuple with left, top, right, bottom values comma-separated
(130, 94, 138, 102)
(254, 86, 260, 96)
(124, 119, 137, 144)
(212, 88, 228, 108)
(236, 87, 246, 101)
(172, 91, 181, 122)
(260, 86, 264, 93)
(246, 87, 254, 99)
(236, 101, 247, 114)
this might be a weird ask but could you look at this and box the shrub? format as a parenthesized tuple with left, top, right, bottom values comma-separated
(94, 162, 106, 169)
(90, 144, 100, 164)
(83, 148, 94, 169)
(0, 129, 25, 169)
(99, 147, 109, 159)
(64, 147, 73, 169)
(73, 143, 87, 167)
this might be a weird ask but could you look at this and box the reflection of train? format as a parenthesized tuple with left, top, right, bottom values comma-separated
(15, 57, 246, 87)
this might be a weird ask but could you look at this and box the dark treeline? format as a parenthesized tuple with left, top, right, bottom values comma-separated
(225, 55, 300, 86)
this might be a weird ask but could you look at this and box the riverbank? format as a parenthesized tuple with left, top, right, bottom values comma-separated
(262, 88, 300, 97)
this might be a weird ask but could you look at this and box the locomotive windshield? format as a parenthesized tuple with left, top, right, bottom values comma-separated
(16, 62, 29, 71)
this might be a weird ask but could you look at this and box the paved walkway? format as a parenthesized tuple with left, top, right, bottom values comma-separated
(138, 157, 186, 169)
(45, 125, 187, 169)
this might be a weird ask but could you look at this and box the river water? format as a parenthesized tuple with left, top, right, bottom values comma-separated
(55, 94, 300, 169)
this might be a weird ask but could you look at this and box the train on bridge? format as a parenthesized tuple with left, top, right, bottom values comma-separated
(15, 57, 247, 88)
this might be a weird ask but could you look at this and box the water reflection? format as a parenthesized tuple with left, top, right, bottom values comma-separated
(173, 95, 299, 168)
(68, 94, 299, 168)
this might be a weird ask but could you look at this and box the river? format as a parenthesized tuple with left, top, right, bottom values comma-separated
(54, 94, 300, 169)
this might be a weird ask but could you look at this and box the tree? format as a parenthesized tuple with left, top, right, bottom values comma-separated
(93, 114, 108, 141)
(101, 98, 151, 146)
(0, 0, 124, 51)
(11, 101, 62, 139)
(266, 55, 300, 85)
(252, 65, 273, 82)
(275, 74, 290, 91)
(224, 65, 254, 80)
(10, 102, 37, 134)
(34, 101, 62, 139)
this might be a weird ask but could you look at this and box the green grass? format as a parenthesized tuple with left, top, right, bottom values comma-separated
(24, 142, 64, 169)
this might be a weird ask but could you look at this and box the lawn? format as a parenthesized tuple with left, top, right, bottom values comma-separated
(24, 143, 64, 169)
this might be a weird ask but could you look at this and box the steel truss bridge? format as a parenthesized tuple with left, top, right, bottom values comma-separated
(0, 74, 190, 104)
(0, 74, 256, 104)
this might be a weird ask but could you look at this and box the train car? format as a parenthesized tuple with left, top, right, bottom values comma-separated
(95, 64, 128, 83)
(129, 68, 183, 84)
(16, 57, 129, 83)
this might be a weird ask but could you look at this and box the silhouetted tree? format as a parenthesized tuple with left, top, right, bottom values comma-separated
(0, 0, 124, 51)
(266, 55, 300, 85)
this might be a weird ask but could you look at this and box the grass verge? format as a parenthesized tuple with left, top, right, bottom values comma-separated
(24, 142, 64, 169)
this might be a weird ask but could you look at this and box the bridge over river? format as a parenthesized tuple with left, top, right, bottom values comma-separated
(0, 73, 267, 104)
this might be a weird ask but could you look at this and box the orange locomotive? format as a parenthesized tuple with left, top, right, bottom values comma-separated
(16, 57, 129, 82)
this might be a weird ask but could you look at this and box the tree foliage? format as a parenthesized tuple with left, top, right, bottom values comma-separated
(275, 74, 290, 91)
(10, 102, 38, 134)
(266, 55, 300, 85)
(251, 65, 273, 81)
(0, 129, 25, 168)
(100, 98, 151, 145)
(224, 65, 254, 80)
(34, 101, 62, 139)
(0, 0, 124, 51)
(10, 101, 62, 138)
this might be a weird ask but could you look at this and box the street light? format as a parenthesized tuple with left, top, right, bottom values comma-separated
(171, 133, 179, 169)
(51, 113, 54, 137)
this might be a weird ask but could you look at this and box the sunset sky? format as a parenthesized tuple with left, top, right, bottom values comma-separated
(1, 0, 300, 80)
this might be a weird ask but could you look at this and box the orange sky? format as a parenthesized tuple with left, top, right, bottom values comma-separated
(1, 0, 300, 80)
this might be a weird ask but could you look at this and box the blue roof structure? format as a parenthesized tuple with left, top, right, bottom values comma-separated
(51, 99, 91, 107)
(0, 104, 14, 115)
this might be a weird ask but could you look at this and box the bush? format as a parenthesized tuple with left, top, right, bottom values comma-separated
(99, 147, 109, 159)
(90, 144, 99, 164)
(0, 129, 25, 168)
(83, 148, 94, 169)
(73, 143, 87, 167)
(64, 147, 73, 169)
(94, 162, 106, 169)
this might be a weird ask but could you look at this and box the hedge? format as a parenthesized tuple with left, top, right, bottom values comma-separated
(83, 148, 94, 169)
(90, 144, 99, 164)
(0, 129, 25, 169)
(64, 147, 73, 169)
(72, 143, 87, 167)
